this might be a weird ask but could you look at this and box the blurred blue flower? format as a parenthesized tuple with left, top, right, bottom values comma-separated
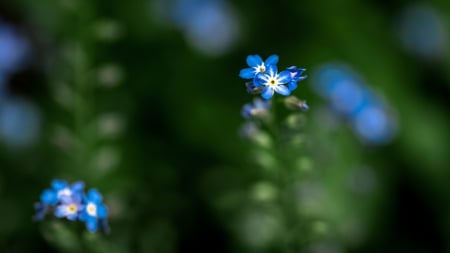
(397, 4, 447, 60)
(182, 0, 239, 56)
(241, 98, 271, 119)
(239, 54, 279, 80)
(311, 63, 397, 145)
(54, 194, 83, 221)
(0, 20, 30, 74)
(255, 65, 291, 100)
(286, 66, 307, 92)
(80, 189, 108, 233)
(34, 180, 109, 233)
(152, 0, 240, 56)
(0, 97, 41, 148)
(352, 104, 397, 145)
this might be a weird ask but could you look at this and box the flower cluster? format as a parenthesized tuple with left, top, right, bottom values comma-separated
(34, 179, 109, 233)
(238, 54, 309, 139)
(239, 54, 307, 100)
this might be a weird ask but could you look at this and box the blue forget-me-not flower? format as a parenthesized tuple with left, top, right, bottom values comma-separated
(239, 54, 279, 80)
(80, 189, 108, 233)
(254, 65, 292, 100)
(34, 179, 109, 233)
(239, 54, 307, 100)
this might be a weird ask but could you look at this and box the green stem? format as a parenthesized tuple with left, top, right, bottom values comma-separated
(267, 97, 303, 252)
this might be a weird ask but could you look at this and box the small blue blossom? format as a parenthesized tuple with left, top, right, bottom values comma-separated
(241, 98, 271, 119)
(286, 66, 307, 92)
(40, 179, 85, 205)
(80, 189, 108, 233)
(239, 54, 279, 80)
(54, 194, 83, 221)
(34, 179, 109, 233)
(255, 65, 291, 100)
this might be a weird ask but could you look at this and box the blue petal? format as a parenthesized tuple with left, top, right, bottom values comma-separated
(54, 205, 66, 218)
(67, 213, 79, 221)
(254, 73, 268, 87)
(288, 81, 298, 91)
(71, 181, 85, 192)
(71, 192, 83, 203)
(85, 217, 98, 233)
(246, 55, 263, 67)
(51, 179, 67, 191)
(87, 189, 103, 203)
(275, 85, 290, 96)
(261, 87, 274, 100)
(265, 54, 279, 66)
(59, 195, 72, 204)
(297, 75, 307, 81)
(97, 204, 108, 219)
(79, 211, 88, 221)
(40, 189, 57, 205)
(239, 68, 255, 79)
(277, 70, 291, 84)
(266, 64, 278, 76)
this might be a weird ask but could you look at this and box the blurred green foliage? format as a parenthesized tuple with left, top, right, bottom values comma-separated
(0, 0, 449, 252)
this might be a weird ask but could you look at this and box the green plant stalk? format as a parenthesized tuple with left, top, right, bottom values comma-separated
(267, 97, 304, 252)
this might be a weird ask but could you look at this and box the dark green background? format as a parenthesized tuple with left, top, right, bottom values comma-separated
(0, 0, 449, 252)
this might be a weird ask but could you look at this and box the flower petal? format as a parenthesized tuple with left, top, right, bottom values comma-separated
(277, 70, 291, 84)
(51, 179, 67, 191)
(265, 54, 279, 66)
(97, 204, 108, 219)
(54, 205, 66, 218)
(254, 73, 268, 87)
(40, 189, 57, 205)
(67, 213, 79, 221)
(71, 181, 85, 192)
(261, 87, 275, 100)
(275, 85, 290, 96)
(288, 81, 297, 91)
(239, 68, 255, 79)
(85, 217, 98, 233)
(87, 189, 103, 203)
(246, 55, 263, 67)
(266, 64, 277, 76)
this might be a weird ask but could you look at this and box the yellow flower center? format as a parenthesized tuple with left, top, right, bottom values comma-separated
(268, 77, 277, 87)
(67, 204, 78, 214)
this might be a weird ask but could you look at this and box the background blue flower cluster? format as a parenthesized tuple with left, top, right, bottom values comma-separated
(34, 180, 109, 233)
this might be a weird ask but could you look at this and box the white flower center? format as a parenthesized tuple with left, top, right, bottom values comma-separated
(255, 64, 265, 73)
(267, 76, 278, 87)
(86, 203, 97, 216)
